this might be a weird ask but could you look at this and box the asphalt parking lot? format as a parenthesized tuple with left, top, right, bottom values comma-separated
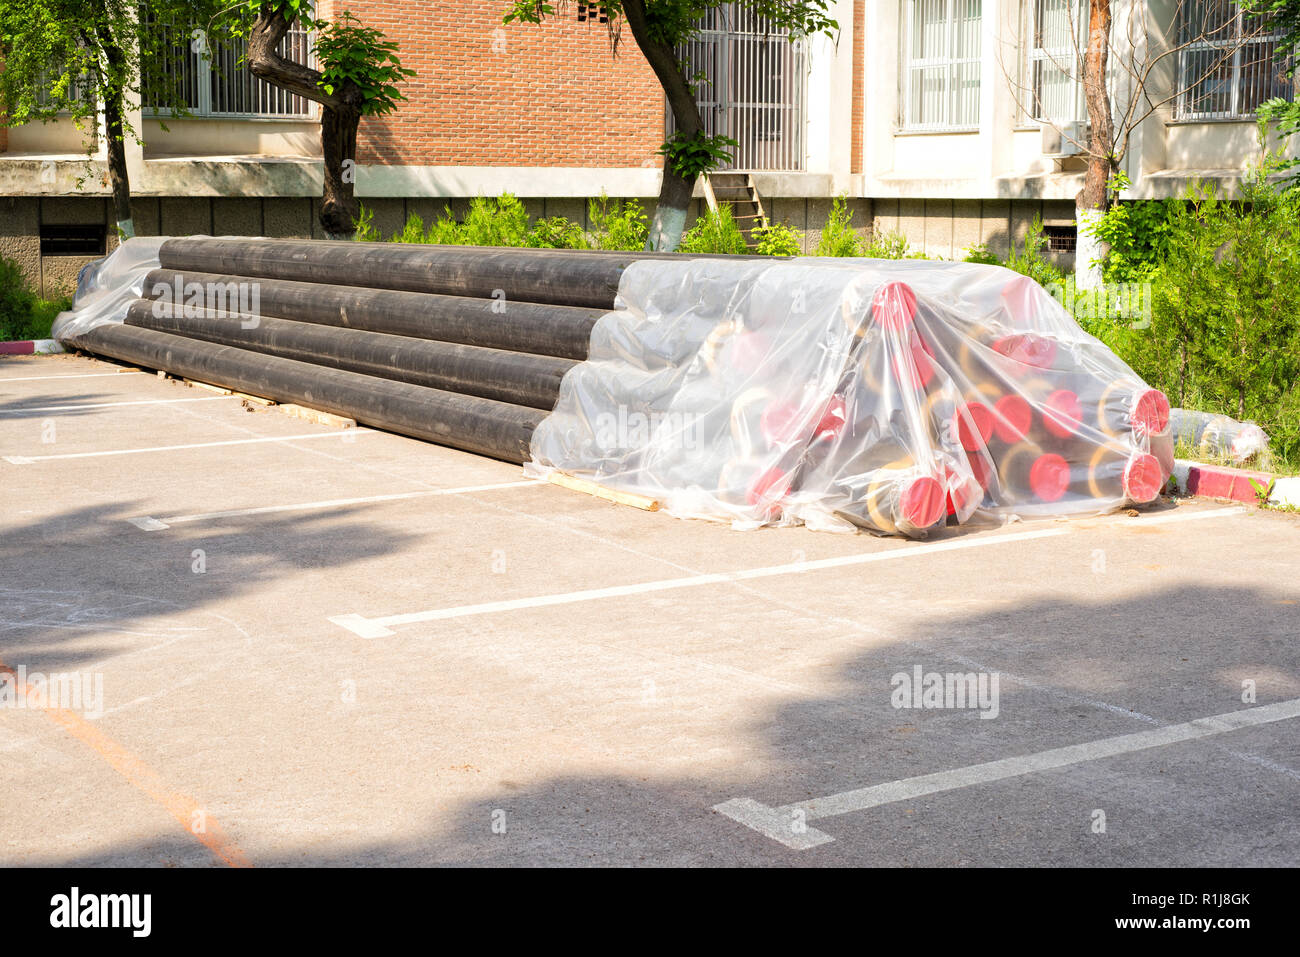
(2, 352, 1297, 866)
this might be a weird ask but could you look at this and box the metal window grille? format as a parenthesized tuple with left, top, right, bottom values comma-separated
(1176, 0, 1293, 120)
(902, 0, 982, 131)
(1027, 0, 1086, 123)
(140, 11, 315, 119)
(669, 4, 809, 171)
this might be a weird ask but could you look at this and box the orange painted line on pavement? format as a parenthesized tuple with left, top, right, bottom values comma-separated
(0, 659, 251, 867)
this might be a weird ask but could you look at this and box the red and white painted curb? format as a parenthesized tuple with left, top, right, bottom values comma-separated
(0, 339, 65, 356)
(1172, 458, 1299, 508)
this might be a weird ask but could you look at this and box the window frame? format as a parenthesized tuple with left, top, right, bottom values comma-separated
(1174, 3, 1291, 121)
(900, 0, 983, 133)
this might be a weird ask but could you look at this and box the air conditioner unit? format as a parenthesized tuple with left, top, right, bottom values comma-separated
(1041, 121, 1086, 157)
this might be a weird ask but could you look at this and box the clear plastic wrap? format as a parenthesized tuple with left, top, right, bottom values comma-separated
(527, 257, 1174, 537)
(1168, 408, 1269, 465)
(51, 237, 169, 341)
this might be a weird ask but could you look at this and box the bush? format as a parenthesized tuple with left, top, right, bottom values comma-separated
(1087, 199, 1178, 283)
(753, 221, 803, 256)
(865, 229, 912, 259)
(814, 195, 865, 257)
(527, 216, 588, 249)
(679, 205, 749, 254)
(587, 194, 649, 251)
(459, 194, 530, 247)
(1148, 183, 1300, 463)
(1, 257, 68, 342)
(1004, 215, 1067, 287)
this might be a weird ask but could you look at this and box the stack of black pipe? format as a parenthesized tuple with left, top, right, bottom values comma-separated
(63, 240, 731, 463)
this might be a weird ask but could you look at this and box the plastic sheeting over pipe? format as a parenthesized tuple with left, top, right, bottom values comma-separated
(527, 257, 1175, 537)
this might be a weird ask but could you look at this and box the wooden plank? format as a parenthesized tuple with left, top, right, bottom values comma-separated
(546, 471, 660, 512)
(278, 403, 357, 429)
(701, 173, 719, 214)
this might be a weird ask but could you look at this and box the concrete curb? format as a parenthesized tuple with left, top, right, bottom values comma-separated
(1171, 458, 1295, 507)
(0, 339, 65, 356)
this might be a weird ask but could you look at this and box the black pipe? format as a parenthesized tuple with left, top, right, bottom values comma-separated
(64, 324, 544, 463)
(126, 299, 575, 410)
(141, 268, 600, 360)
(158, 239, 769, 309)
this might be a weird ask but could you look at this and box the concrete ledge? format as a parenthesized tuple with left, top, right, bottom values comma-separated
(1172, 458, 1275, 505)
(0, 339, 65, 356)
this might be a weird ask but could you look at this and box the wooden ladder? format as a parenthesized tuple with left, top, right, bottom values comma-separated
(703, 171, 769, 249)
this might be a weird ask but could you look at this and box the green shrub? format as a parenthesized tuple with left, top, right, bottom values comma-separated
(527, 215, 588, 249)
(354, 205, 382, 242)
(1087, 199, 1178, 283)
(962, 242, 1001, 265)
(753, 221, 803, 256)
(1003, 215, 1067, 287)
(814, 195, 865, 257)
(459, 194, 530, 247)
(394, 211, 431, 244)
(588, 194, 649, 250)
(0, 257, 67, 341)
(865, 229, 912, 259)
(679, 205, 749, 254)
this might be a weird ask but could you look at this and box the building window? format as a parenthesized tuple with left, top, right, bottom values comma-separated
(902, 0, 982, 131)
(140, 12, 315, 119)
(669, 4, 809, 171)
(1026, 0, 1085, 123)
(1176, 0, 1293, 120)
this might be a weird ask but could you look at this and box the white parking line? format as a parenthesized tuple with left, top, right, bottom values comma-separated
(328, 505, 1248, 638)
(0, 371, 142, 383)
(0, 396, 225, 415)
(330, 527, 1071, 637)
(3, 429, 376, 464)
(714, 696, 1300, 850)
(127, 479, 541, 530)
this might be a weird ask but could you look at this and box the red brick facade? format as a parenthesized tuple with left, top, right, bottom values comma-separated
(349, 1, 665, 168)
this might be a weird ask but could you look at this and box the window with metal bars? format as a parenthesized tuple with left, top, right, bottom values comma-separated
(1175, 0, 1293, 120)
(668, 4, 808, 171)
(901, 0, 982, 131)
(139, 10, 315, 119)
(1025, 0, 1086, 123)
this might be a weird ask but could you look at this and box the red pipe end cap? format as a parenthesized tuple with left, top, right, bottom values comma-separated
(1124, 453, 1165, 503)
(901, 475, 946, 529)
(747, 466, 793, 516)
(1030, 453, 1071, 502)
(993, 394, 1032, 443)
(1042, 389, 1082, 439)
(871, 281, 918, 331)
(993, 333, 1058, 371)
(954, 401, 994, 451)
(1131, 389, 1171, 435)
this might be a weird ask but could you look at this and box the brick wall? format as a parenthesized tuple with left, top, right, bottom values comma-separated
(351, 1, 665, 168)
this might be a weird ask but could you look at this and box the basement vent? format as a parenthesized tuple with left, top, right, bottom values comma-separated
(40, 224, 107, 256)
(1043, 225, 1077, 253)
(577, 3, 608, 23)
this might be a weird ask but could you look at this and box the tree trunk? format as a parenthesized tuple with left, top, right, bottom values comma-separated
(101, 90, 134, 238)
(622, 0, 705, 251)
(91, 23, 134, 238)
(247, 7, 365, 239)
(320, 103, 362, 238)
(1076, 0, 1115, 289)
